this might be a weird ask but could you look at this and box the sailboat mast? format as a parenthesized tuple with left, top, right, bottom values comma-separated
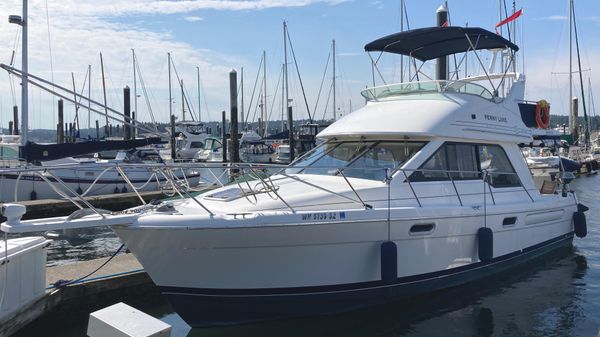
(100, 52, 109, 137)
(263, 50, 267, 136)
(572, 0, 590, 147)
(283, 21, 290, 131)
(240, 67, 244, 125)
(71, 72, 80, 133)
(281, 63, 285, 131)
(197, 66, 201, 121)
(569, 0, 573, 134)
(181, 79, 185, 121)
(400, 0, 404, 83)
(88, 64, 91, 135)
(332, 39, 336, 121)
(168, 52, 173, 123)
(21, 0, 28, 145)
(133, 49, 137, 125)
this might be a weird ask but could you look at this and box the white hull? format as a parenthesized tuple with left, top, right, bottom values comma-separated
(0, 166, 201, 201)
(116, 200, 574, 290)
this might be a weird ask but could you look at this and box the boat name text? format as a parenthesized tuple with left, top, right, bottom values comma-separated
(484, 114, 507, 123)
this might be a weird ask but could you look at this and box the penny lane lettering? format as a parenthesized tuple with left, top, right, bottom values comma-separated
(484, 114, 507, 123)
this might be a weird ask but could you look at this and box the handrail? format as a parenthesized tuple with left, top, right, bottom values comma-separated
(0, 160, 549, 221)
(360, 79, 494, 102)
(337, 169, 372, 210)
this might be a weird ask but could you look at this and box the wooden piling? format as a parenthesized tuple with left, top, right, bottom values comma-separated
(288, 106, 295, 162)
(170, 115, 176, 160)
(13, 106, 19, 135)
(57, 100, 64, 144)
(222, 110, 227, 163)
(229, 70, 240, 163)
(124, 86, 131, 141)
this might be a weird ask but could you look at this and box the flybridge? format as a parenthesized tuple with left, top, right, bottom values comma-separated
(364, 26, 521, 100)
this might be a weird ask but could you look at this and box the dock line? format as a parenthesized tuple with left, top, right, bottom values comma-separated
(51, 243, 125, 289)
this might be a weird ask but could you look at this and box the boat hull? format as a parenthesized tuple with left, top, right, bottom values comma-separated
(113, 200, 576, 327)
(157, 232, 573, 327)
(0, 168, 201, 201)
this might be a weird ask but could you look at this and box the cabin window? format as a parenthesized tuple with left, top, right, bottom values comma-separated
(190, 142, 204, 149)
(287, 141, 425, 180)
(479, 145, 521, 187)
(410, 143, 479, 181)
(301, 142, 372, 176)
(345, 142, 424, 180)
(410, 142, 521, 187)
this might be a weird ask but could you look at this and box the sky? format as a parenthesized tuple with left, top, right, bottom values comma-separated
(0, 0, 599, 131)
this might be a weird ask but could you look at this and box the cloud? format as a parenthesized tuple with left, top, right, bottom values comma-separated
(583, 16, 600, 24)
(532, 15, 568, 21)
(370, 1, 384, 10)
(184, 16, 204, 22)
(45, 0, 350, 17)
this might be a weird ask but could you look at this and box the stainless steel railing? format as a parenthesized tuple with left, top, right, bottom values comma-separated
(0, 160, 552, 219)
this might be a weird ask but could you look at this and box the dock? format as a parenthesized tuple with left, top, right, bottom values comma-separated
(0, 254, 152, 337)
(19, 190, 166, 219)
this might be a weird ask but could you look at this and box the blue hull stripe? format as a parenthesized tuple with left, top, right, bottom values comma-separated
(158, 232, 574, 327)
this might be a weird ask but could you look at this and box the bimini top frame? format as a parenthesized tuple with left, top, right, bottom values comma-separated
(364, 26, 518, 61)
(365, 26, 520, 97)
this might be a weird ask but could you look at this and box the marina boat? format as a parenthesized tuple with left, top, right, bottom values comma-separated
(0, 149, 201, 201)
(160, 121, 210, 161)
(193, 137, 223, 162)
(2, 26, 588, 327)
(238, 130, 277, 163)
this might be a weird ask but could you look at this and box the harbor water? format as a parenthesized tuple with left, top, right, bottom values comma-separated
(13, 174, 600, 337)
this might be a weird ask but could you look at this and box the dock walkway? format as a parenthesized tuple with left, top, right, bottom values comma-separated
(0, 254, 151, 337)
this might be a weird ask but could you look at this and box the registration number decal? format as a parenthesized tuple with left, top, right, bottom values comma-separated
(301, 212, 346, 221)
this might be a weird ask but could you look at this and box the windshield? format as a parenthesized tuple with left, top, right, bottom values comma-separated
(287, 140, 425, 181)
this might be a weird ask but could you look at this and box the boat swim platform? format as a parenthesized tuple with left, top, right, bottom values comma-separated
(0, 253, 155, 337)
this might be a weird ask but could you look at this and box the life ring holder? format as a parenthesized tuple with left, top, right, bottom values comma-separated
(535, 99, 551, 129)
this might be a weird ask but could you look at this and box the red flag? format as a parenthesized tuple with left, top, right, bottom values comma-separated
(441, 20, 449, 27)
(495, 9, 523, 30)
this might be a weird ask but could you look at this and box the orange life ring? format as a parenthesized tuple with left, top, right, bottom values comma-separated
(535, 99, 551, 129)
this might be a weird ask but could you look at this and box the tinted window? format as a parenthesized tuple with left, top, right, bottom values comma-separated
(410, 143, 479, 181)
(302, 142, 371, 176)
(479, 145, 521, 187)
(345, 142, 424, 180)
(287, 141, 425, 180)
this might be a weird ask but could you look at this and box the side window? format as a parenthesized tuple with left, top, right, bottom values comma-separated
(445, 144, 479, 180)
(479, 145, 521, 188)
(410, 143, 479, 181)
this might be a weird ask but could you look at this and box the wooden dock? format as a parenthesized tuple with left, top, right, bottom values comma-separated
(0, 254, 152, 337)
(19, 190, 166, 219)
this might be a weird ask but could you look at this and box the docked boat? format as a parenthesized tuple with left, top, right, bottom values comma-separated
(2, 26, 588, 327)
(238, 130, 277, 163)
(0, 149, 201, 201)
(193, 137, 223, 162)
(160, 121, 210, 161)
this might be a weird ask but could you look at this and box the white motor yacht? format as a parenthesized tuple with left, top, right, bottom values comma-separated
(160, 121, 210, 161)
(2, 26, 588, 327)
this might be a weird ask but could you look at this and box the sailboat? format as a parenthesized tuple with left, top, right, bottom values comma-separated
(0, 5, 201, 201)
